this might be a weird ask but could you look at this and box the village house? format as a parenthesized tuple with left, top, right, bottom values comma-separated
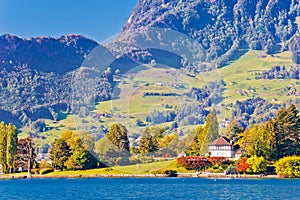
(208, 136, 241, 160)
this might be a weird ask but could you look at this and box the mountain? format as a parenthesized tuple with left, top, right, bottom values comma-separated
(0, 34, 112, 127)
(0, 34, 98, 74)
(0, 0, 299, 139)
(120, 0, 300, 66)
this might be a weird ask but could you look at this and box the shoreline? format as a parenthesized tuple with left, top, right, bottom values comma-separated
(0, 173, 287, 180)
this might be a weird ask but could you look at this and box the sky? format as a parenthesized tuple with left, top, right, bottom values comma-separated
(0, 0, 138, 43)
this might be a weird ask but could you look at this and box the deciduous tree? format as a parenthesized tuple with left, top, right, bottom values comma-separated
(106, 123, 130, 152)
(15, 137, 36, 176)
(49, 138, 70, 170)
(0, 122, 18, 174)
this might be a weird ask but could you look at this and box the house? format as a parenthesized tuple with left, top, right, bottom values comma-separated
(208, 136, 239, 158)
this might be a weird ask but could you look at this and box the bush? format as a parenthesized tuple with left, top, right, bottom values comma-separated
(275, 156, 300, 178)
(246, 155, 267, 174)
(103, 168, 113, 172)
(115, 157, 130, 166)
(266, 166, 276, 175)
(129, 156, 141, 165)
(31, 169, 40, 175)
(40, 168, 54, 175)
(150, 169, 177, 177)
(39, 160, 52, 169)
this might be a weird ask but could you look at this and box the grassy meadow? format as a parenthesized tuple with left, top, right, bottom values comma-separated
(20, 50, 299, 146)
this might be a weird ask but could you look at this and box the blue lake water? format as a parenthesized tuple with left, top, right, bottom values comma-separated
(0, 178, 299, 200)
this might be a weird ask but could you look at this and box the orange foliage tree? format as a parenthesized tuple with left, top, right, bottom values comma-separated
(236, 157, 250, 174)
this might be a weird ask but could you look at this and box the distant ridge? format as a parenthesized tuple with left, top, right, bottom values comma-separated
(0, 34, 99, 74)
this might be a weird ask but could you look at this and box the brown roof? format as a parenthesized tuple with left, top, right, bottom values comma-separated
(209, 136, 232, 146)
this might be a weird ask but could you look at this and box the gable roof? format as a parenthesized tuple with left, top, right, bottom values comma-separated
(209, 136, 232, 146)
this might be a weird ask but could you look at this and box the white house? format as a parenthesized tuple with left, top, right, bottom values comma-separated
(208, 136, 237, 158)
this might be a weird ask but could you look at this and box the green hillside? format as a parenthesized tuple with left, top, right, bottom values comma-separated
(21, 50, 300, 148)
(220, 50, 297, 103)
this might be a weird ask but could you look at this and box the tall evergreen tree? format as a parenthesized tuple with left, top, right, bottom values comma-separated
(200, 109, 219, 155)
(206, 109, 219, 142)
(273, 107, 287, 159)
(284, 104, 300, 156)
(272, 104, 300, 159)
(225, 119, 244, 144)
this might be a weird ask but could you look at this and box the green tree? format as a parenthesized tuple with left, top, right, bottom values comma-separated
(200, 109, 219, 154)
(96, 137, 119, 158)
(197, 109, 219, 155)
(78, 131, 95, 152)
(0, 122, 8, 173)
(275, 156, 300, 178)
(237, 123, 272, 159)
(53, 130, 98, 170)
(206, 109, 219, 142)
(225, 120, 244, 144)
(273, 105, 300, 159)
(6, 124, 18, 173)
(186, 126, 206, 156)
(284, 104, 300, 156)
(139, 127, 157, 155)
(106, 123, 130, 152)
(246, 155, 267, 174)
(64, 135, 88, 170)
(49, 138, 70, 170)
(0, 122, 18, 174)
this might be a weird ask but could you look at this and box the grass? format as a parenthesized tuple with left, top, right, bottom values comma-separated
(218, 50, 298, 104)
(21, 50, 298, 146)
(46, 160, 194, 176)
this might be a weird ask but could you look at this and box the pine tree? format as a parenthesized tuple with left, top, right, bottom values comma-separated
(206, 109, 219, 142)
(284, 104, 300, 156)
(273, 107, 287, 159)
(200, 109, 219, 155)
(225, 119, 244, 144)
(272, 104, 300, 159)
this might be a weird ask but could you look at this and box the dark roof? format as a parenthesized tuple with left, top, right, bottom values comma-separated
(209, 136, 232, 146)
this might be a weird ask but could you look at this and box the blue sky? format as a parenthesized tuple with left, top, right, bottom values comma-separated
(0, 0, 137, 43)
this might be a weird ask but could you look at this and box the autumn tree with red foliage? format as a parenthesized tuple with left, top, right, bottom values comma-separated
(236, 157, 250, 174)
(15, 137, 36, 176)
(208, 157, 229, 165)
(177, 156, 211, 171)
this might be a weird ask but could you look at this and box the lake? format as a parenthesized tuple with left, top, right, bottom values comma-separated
(0, 178, 299, 200)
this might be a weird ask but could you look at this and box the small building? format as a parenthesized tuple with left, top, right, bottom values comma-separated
(178, 152, 187, 158)
(234, 148, 244, 160)
(208, 136, 237, 158)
